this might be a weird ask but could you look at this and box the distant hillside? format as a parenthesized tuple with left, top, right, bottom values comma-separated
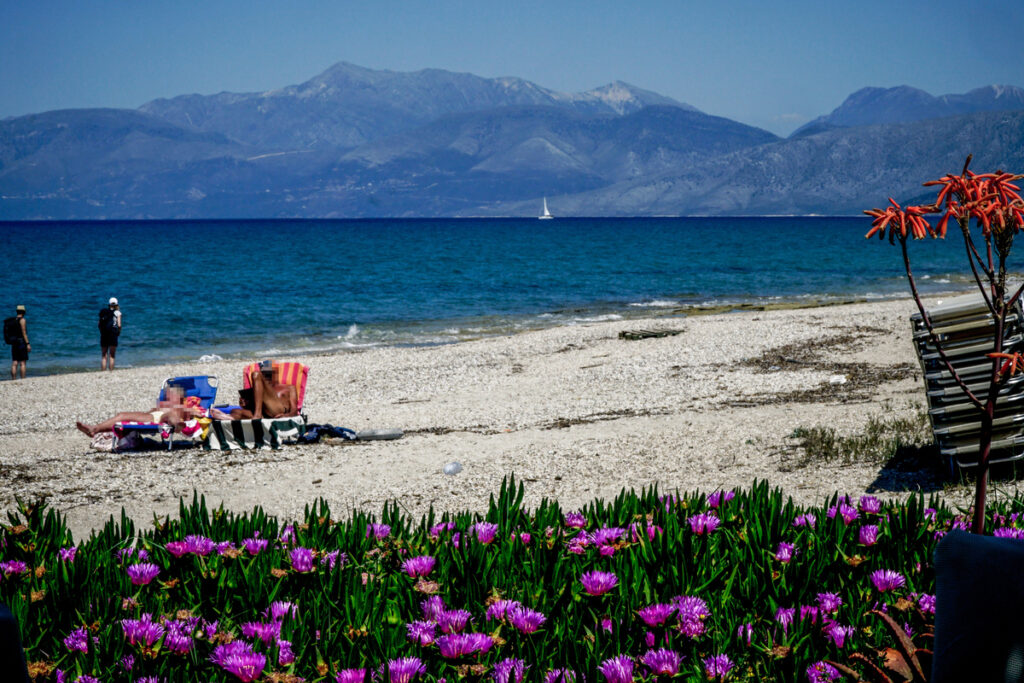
(1, 64, 1022, 219)
(791, 85, 1024, 137)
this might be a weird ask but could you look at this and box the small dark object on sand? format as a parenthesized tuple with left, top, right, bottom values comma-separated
(618, 329, 683, 341)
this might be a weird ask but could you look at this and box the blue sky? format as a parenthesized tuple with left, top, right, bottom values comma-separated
(2, 0, 1021, 136)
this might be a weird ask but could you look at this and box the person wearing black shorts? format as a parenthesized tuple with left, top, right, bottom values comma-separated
(100, 297, 122, 371)
(9, 305, 29, 380)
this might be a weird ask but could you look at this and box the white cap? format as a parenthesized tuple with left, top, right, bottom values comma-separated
(109, 297, 118, 306)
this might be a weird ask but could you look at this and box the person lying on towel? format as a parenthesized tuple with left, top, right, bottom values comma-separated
(75, 386, 204, 437)
(229, 362, 298, 420)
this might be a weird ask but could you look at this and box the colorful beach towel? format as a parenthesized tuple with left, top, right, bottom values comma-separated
(204, 417, 306, 451)
(242, 361, 309, 411)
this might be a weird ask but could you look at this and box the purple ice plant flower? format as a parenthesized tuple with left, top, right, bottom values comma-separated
(401, 555, 436, 578)
(793, 513, 817, 528)
(597, 655, 633, 683)
(544, 669, 577, 683)
(509, 605, 547, 634)
(242, 537, 269, 555)
(429, 521, 456, 539)
(184, 534, 215, 556)
(437, 609, 472, 634)
(421, 596, 446, 621)
(472, 522, 499, 544)
(774, 542, 796, 564)
(485, 599, 522, 622)
(824, 622, 855, 649)
(115, 547, 136, 562)
(640, 648, 683, 676)
(64, 626, 89, 653)
(335, 670, 367, 683)
(59, 546, 78, 563)
(737, 622, 753, 646)
(807, 661, 842, 683)
(994, 527, 1024, 539)
(437, 632, 491, 657)
(492, 657, 527, 683)
(279, 524, 296, 544)
(591, 526, 626, 546)
(702, 654, 734, 679)
(164, 541, 188, 557)
(366, 523, 392, 541)
(858, 525, 880, 546)
(707, 490, 735, 508)
(202, 619, 219, 641)
(290, 547, 315, 573)
(775, 607, 796, 633)
(269, 600, 297, 621)
(630, 521, 661, 543)
(220, 650, 266, 682)
(120, 655, 135, 672)
(688, 512, 721, 535)
(859, 495, 882, 515)
(122, 614, 165, 648)
(388, 657, 427, 683)
(74, 676, 99, 683)
(673, 595, 710, 639)
(277, 639, 295, 666)
(406, 620, 437, 646)
(0, 560, 28, 576)
(241, 620, 281, 646)
(216, 541, 234, 555)
(580, 570, 619, 596)
(816, 592, 843, 614)
(836, 503, 859, 525)
(321, 549, 344, 570)
(164, 621, 194, 655)
(917, 593, 936, 615)
(564, 511, 587, 528)
(518, 532, 531, 544)
(126, 562, 161, 586)
(870, 569, 907, 593)
(800, 605, 820, 624)
(637, 603, 676, 627)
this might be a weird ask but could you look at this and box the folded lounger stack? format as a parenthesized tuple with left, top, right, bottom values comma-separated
(912, 292, 1024, 474)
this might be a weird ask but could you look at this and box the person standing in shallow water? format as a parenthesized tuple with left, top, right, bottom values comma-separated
(100, 297, 122, 370)
(8, 305, 29, 380)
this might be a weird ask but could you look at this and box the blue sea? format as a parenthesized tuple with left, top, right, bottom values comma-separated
(0, 217, 976, 375)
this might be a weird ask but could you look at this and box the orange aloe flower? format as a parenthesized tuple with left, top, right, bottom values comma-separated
(863, 199, 938, 241)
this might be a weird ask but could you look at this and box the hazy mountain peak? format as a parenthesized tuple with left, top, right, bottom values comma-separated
(581, 81, 697, 115)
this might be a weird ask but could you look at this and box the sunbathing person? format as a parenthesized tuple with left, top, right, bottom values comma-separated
(229, 363, 298, 419)
(75, 387, 203, 437)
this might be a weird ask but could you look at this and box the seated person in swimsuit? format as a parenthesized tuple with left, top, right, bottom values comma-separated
(229, 362, 298, 419)
(75, 387, 203, 437)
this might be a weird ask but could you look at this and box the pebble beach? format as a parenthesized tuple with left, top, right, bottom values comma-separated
(0, 296, 1002, 539)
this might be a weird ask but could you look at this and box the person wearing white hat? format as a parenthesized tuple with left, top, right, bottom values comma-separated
(100, 297, 122, 370)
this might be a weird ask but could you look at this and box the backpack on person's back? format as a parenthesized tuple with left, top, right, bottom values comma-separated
(99, 308, 118, 333)
(3, 317, 20, 345)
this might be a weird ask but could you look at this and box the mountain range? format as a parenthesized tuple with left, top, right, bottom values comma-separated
(1, 62, 1022, 219)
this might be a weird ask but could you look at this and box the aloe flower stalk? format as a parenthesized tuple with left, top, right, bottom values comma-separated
(702, 654, 734, 679)
(492, 657, 527, 683)
(597, 655, 633, 683)
(401, 555, 436, 577)
(806, 661, 842, 683)
(387, 656, 427, 683)
(509, 605, 547, 634)
(580, 570, 618, 596)
(870, 569, 906, 592)
(640, 648, 683, 676)
(125, 562, 161, 585)
(335, 669, 367, 683)
(63, 626, 89, 653)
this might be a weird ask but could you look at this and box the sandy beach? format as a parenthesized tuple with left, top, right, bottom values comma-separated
(0, 296, 1004, 539)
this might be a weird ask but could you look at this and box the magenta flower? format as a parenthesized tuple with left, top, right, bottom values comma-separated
(807, 661, 842, 683)
(673, 595, 710, 638)
(243, 537, 269, 555)
(858, 495, 882, 514)
(702, 654, 734, 679)
(388, 657, 427, 683)
(75, 677, 99, 683)
(269, 600, 297, 621)
(544, 669, 577, 683)
(816, 592, 843, 613)
(406, 620, 437, 646)
(429, 521, 456, 539)
(0, 560, 28, 576)
(279, 525, 296, 543)
(509, 605, 547, 634)
(126, 562, 161, 586)
(800, 605, 819, 624)
(241, 620, 281, 646)
(492, 657, 527, 683)
(775, 607, 796, 633)
(221, 650, 266, 682)
(917, 593, 936, 614)
(335, 669, 367, 683)
(630, 521, 661, 542)
(581, 570, 619, 596)
(63, 626, 89, 653)
(401, 555, 436, 578)
(707, 490, 734, 508)
(277, 639, 295, 666)
(216, 541, 234, 555)
(472, 522, 499, 544)
(870, 569, 906, 593)
(591, 526, 626, 546)
(366, 523, 392, 540)
(597, 655, 634, 683)
(59, 546, 78, 563)
(321, 549, 344, 570)
(688, 512, 721, 535)
(824, 622, 855, 649)
(290, 547, 315, 573)
(437, 633, 493, 657)
(184, 534, 215, 555)
(164, 621, 194, 655)
(994, 527, 1024, 539)
(421, 595, 446, 621)
(637, 603, 676, 627)
(165, 541, 188, 557)
(437, 608, 472, 634)
(774, 542, 796, 564)
(793, 513, 816, 528)
(858, 525, 880, 546)
(828, 502, 858, 525)
(485, 599, 522, 622)
(122, 614, 165, 648)
(640, 648, 683, 675)
(564, 512, 587, 528)
(737, 622, 753, 646)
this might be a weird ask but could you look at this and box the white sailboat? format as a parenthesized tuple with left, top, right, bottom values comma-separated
(539, 197, 554, 220)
